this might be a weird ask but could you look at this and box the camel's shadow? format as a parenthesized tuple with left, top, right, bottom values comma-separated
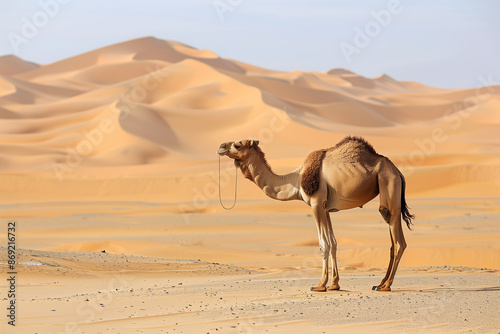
(390, 285, 500, 293)
(307, 285, 500, 294)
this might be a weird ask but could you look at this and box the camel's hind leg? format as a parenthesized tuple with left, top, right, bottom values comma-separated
(374, 214, 406, 291)
(375, 222, 394, 289)
(374, 171, 407, 291)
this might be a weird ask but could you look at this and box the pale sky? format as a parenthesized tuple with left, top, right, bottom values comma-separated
(0, 0, 498, 88)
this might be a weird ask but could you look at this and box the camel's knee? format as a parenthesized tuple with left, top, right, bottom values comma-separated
(379, 207, 391, 223)
(395, 240, 406, 257)
(400, 240, 407, 252)
(319, 241, 330, 260)
(330, 241, 337, 252)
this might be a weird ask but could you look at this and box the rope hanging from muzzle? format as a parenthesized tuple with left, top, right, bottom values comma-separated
(218, 155, 237, 210)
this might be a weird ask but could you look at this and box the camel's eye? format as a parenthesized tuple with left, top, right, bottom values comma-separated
(234, 143, 242, 149)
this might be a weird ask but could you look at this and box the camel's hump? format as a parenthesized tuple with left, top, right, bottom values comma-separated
(330, 136, 378, 155)
(300, 136, 378, 196)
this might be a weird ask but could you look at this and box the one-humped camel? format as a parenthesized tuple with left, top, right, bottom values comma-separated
(217, 136, 414, 291)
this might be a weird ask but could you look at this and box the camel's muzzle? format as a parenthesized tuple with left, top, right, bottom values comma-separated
(217, 144, 229, 155)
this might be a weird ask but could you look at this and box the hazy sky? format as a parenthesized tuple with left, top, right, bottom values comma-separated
(0, 0, 498, 88)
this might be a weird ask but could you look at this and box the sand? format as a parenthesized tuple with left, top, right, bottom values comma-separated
(0, 37, 499, 333)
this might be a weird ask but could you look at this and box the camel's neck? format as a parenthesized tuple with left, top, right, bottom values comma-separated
(240, 149, 302, 201)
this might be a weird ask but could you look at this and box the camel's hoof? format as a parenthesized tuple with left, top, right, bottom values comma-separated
(372, 285, 391, 291)
(310, 286, 327, 292)
(327, 285, 340, 291)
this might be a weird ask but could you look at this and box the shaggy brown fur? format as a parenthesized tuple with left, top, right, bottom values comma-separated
(333, 135, 378, 155)
(234, 159, 253, 182)
(301, 149, 327, 196)
(300, 136, 378, 196)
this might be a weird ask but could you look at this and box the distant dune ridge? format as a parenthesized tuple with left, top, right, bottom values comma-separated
(0, 36, 499, 204)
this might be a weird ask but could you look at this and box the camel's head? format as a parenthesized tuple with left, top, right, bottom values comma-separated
(217, 139, 260, 166)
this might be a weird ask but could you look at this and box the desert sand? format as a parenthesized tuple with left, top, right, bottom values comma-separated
(0, 37, 499, 333)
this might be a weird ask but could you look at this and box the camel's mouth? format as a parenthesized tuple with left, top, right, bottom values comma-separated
(217, 144, 229, 156)
(217, 148, 228, 155)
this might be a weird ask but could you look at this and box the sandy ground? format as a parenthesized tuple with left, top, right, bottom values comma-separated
(1, 199, 499, 333)
(1, 37, 500, 333)
(1, 249, 499, 334)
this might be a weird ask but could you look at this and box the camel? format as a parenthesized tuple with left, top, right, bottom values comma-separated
(217, 136, 414, 291)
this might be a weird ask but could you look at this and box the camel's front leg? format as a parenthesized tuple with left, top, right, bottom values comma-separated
(310, 204, 330, 292)
(326, 212, 340, 291)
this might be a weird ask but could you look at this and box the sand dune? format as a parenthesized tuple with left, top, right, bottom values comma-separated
(0, 37, 499, 208)
(0, 54, 39, 76)
(1, 37, 498, 199)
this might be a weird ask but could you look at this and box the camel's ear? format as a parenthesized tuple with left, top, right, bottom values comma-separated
(247, 139, 259, 147)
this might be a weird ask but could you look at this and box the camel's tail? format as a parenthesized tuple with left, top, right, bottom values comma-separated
(400, 173, 415, 230)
